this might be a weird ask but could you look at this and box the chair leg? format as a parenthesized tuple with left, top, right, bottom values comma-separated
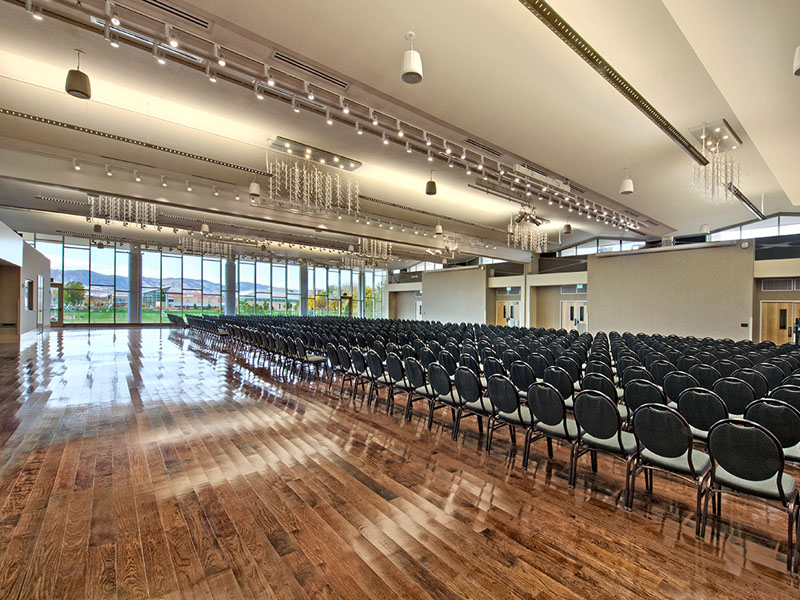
(404, 392, 413, 421)
(509, 425, 516, 446)
(476, 416, 483, 437)
(694, 482, 704, 539)
(590, 450, 598, 474)
(627, 464, 637, 510)
(788, 503, 796, 574)
(568, 442, 579, 488)
(700, 484, 713, 539)
(522, 429, 532, 470)
(452, 407, 462, 441)
(485, 417, 495, 453)
(427, 400, 436, 430)
(546, 437, 554, 458)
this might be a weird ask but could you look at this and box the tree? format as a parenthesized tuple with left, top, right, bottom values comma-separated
(64, 281, 85, 306)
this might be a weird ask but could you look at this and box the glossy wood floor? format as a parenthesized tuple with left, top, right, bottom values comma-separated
(0, 329, 796, 599)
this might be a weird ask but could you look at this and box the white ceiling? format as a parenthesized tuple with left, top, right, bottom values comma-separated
(0, 0, 797, 260)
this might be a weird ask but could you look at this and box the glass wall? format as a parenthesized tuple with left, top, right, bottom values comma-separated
(557, 237, 646, 257)
(28, 234, 388, 323)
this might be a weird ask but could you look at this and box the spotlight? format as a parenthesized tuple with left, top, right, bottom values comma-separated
(460, 149, 467, 160)
(212, 186, 219, 196)
(254, 81, 263, 100)
(355, 120, 363, 135)
(166, 25, 179, 48)
(382, 132, 389, 145)
(326, 108, 333, 125)
(447, 158, 454, 168)
(65, 49, 91, 99)
(109, 33, 120, 48)
(400, 32, 423, 84)
(160, 176, 167, 187)
(105, 164, 113, 177)
(153, 43, 166, 65)
(265, 65, 275, 86)
(134, 170, 141, 182)
(370, 109, 379, 126)
(234, 191, 240, 201)
(305, 83, 314, 101)
(444, 143, 452, 155)
(341, 101, 350, 114)
(110, 9, 120, 27)
(200, 223, 210, 234)
(72, 158, 81, 171)
(213, 44, 226, 67)
(185, 180, 192, 192)
(206, 64, 217, 83)
(427, 150, 433, 162)
(27, 1, 43, 20)
(406, 141, 412, 153)
(425, 133, 432, 146)
(466, 166, 472, 175)
(292, 96, 300, 112)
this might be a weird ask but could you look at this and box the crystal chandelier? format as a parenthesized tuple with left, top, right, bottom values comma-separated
(265, 156, 360, 216)
(690, 121, 742, 204)
(359, 238, 393, 261)
(89, 194, 158, 227)
(507, 207, 548, 253)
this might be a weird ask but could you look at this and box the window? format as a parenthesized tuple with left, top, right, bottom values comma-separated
(34, 240, 63, 283)
(780, 215, 800, 236)
(575, 241, 598, 256)
(202, 257, 222, 315)
(238, 260, 255, 315)
(598, 239, 621, 253)
(314, 266, 327, 315)
(271, 261, 286, 315)
(182, 255, 202, 316)
(328, 268, 340, 316)
(63, 242, 89, 323)
(141, 250, 162, 323)
(710, 227, 740, 242)
(255, 260, 270, 315)
(89, 244, 115, 323)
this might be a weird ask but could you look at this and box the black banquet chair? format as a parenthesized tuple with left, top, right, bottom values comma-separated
(628, 404, 711, 536)
(703, 419, 800, 574)
(485, 374, 532, 453)
(524, 382, 578, 469)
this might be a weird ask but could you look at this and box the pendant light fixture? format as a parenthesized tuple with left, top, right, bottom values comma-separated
(619, 165, 634, 195)
(401, 31, 423, 84)
(794, 44, 800, 77)
(65, 49, 91, 99)
(425, 170, 437, 195)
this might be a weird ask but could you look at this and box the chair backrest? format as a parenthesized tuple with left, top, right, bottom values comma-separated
(662, 371, 699, 403)
(367, 350, 384, 380)
(781, 374, 800, 388)
(454, 366, 482, 405)
(510, 361, 535, 392)
(573, 390, 625, 451)
(404, 357, 427, 389)
(707, 419, 789, 503)
(527, 382, 576, 441)
(769, 384, 800, 410)
(711, 377, 756, 415)
(326, 343, 340, 369)
(711, 359, 738, 378)
(351, 348, 367, 374)
(337, 346, 352, 370)
(385, 353, 405, 384)
(622, 365, 654, 386)
(401, 344, 416, 360)
(731, 368, 769, 399)
(459, 353, 480, 376)
(438, 350, 458, 376)
(632, 404, 701, 478)
(373, 340, 387, 361)
(677, 387, 728, 436)
(543, 366, 573, 400)
(419, 346, 437, 369)
(427, 363, 452, 397)
(677, 356, 701, 371)
(555, 356, 580, 382)
(624, 379, 667, 414)
(487, 374, 520, 414)
(585, 361, 614, 380)
(754, 363, 784, 391)
(484, 356, 506, 378)
(649, 360, 677, 386)
(688, 364, 721, 390)
(745, 399, 800, 451)
(527, 352, 551, 379)
(502, 349, 521, 372)
(581, 373, 616, 399)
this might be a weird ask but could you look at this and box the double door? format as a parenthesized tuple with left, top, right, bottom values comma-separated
(496, 301, 520, 327)
(561, 300, 588, 332)
(761, 301, 800, 344)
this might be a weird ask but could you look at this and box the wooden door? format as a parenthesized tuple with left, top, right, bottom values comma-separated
(761, 301, 794, 344)
(561, 301, 588, 332)
(496, 301, 509, 326)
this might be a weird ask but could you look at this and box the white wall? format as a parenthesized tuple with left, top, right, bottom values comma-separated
(0, 220, 49, 338)
(421, 267, 488, 324)
(588, 243, 754, 339)
(18, 240, 50, 335)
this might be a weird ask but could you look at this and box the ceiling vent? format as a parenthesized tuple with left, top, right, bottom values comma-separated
(139, 0, 210, 29)
(273, 51, 349, 89)
(465, 138, 502, 157)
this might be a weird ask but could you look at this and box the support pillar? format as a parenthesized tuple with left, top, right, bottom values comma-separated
(224, 258, 236, 315)
(300, 264, 309, 316)
(128, 245, 142, 323)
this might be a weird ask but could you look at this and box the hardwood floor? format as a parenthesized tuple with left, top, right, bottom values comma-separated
(0, 328, 795, 599)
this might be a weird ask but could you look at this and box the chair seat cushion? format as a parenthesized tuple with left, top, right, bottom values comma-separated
(573, 381, 581, 392)
(785, 443, 800, 463)
(497, 405, 532, 426)
(413, 385, 433, 398)
(307, 355, 327, 363)
(375, 373, 392, 384)
(616, 388, 625, 402)
(640, 448, 710, 477)
(464, 398, 493, 415)
(616, 404, 630, 420)
(582, 431, 637, 455)
(564, 397, 574, 409)
(689, 426, 709, 442)
(535, 418, 578, 440)
(714, 465, 797, 501)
